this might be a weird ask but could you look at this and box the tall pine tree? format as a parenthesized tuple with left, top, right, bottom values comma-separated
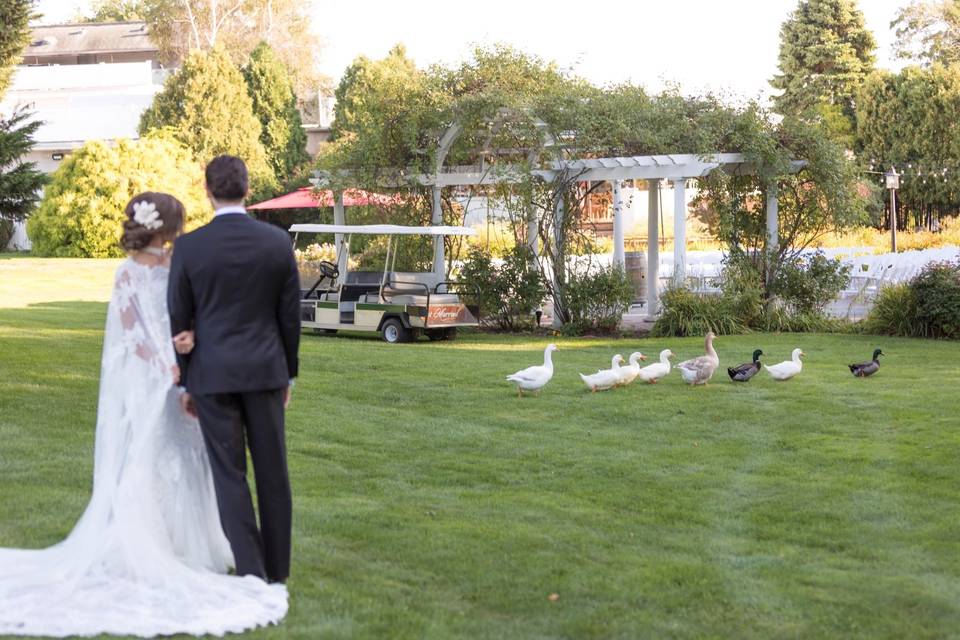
(139, 47, 277, 198)
(0, 0, 47, 248)
(771, 0, 876, 144)
(242, 42, 309, 187)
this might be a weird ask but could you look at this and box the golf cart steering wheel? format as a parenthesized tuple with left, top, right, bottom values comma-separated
(318, 260, 339, 280)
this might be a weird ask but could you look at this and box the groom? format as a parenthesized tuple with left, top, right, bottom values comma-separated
(168, 155, 301, 583)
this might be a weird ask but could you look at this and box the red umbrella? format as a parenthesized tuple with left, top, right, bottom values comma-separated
(248, 188, 398, 210)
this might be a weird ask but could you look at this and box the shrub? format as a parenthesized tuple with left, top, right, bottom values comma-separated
(653, 252, 851, 337)
(295, 243, 358, 284)
(28, 134, 209, 257)
(651, 287, 749, 337)
(458, 246, 546, 331)
(912, 261, 960, 338)
(864, 283, 923, 337)
(770, 251, 851, 314)
(864, 262, 960, 339)
(563, 264, 635, 335)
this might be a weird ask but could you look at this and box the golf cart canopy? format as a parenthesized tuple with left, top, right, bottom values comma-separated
(289, 224, 476, 236)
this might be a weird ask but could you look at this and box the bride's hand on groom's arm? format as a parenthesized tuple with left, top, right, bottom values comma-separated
(180, 391, 198, 419)
(172, 331, 195, 355)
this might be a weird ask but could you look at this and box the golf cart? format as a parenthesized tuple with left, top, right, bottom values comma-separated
(290, 224, 481, 343)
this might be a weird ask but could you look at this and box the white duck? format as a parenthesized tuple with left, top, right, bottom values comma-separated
(615, 352, 647, 386)
(506, 343, 558, 396)
(639, 349, 675, 383)
(677, 332, 720, 386)
(580, 354, 625, 392)
(764, 348, 805, 381)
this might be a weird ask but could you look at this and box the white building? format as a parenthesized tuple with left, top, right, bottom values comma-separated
(1, 22, 164, 250)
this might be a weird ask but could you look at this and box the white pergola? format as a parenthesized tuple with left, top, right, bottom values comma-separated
(315, 122, 806, 321)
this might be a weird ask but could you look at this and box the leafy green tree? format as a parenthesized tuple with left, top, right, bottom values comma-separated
(328, 44, 446, 178)
(857, 64, 960, 229)
(770, 0, 876, 142)
(82, 0, 148, 22)
(320, 44, 864, 323)
(28, 133, 209, 257)
(242, 42, 308, 186)
(892, 0, 960, 67)
(80, 0, 326, 103)
(0, 0, 32, 96)
(139, 47, 277, 197)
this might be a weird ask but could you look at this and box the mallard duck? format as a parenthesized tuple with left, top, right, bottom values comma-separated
(677, 332, 719, 386)
(764, 348, 804, 381)
(506, 343, 558, 396)
(615, 352, 647, 386)
(849, 348, 883, 377)
(728, 349, 763, 382)
(638, 349, 674, 383)
(580, 354, 625, 392)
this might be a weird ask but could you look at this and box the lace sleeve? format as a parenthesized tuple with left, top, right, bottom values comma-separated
(110, 264, 174, 379)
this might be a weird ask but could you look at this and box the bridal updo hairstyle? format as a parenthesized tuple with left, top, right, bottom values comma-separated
(120, 192, 185, 252)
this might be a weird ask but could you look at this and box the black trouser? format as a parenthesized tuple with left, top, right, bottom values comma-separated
(193, 389, 291, 582)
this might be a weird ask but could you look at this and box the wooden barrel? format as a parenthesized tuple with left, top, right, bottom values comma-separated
(624, 251, 646, 304)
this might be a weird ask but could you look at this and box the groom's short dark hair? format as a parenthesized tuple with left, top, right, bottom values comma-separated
(205, 155, 249, 201)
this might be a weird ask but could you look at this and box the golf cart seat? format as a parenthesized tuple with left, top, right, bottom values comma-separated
(382, 272, 461, 305)
(342, 271, 382, 302)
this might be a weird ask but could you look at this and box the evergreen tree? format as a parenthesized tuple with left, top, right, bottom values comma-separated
(0, 0, 46, 248)
(771, 0, 876, 141)
(139, 47, 277, 197)
(857, 64, 960, 229)
(242, 42, 309, 186)
(0, 110, 47, 223)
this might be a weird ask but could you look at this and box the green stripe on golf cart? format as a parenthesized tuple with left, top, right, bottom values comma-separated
(313, 302, 338, 309)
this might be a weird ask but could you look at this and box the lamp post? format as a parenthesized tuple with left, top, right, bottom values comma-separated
(885, 167, 900, 252)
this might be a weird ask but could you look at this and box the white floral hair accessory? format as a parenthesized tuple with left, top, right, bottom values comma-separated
(132, 200, 163, 230)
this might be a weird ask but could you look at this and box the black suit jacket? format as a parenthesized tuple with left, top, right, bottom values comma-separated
(168, 214, 301, 395)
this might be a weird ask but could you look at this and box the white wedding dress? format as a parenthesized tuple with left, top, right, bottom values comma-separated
(0, 259, 288, 637)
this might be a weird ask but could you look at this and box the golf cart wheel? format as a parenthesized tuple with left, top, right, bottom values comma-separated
(426, 328, 457, 341)
(313, 328, 338, 335)
(381, 318, 410, 344)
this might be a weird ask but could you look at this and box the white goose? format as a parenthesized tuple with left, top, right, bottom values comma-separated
(639, 349, 674, 383)
(506, 343, 558, 396)
(580, 354, 625, 392)
(615, 352, 647, 386)
(677, 332, 720, 386)
(764, 348, 805, 381)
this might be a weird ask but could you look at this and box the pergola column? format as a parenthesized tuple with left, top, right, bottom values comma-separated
(646, 179, 659, 318)
(552, 195, 565, 329)
(672, 178, 687, 287)
(766, 181, 778, 252)
(333, 190, 347, 282)
(765, 182, 779, 286)
(612, 180, 625, 268)
(432, 185, 444, 278)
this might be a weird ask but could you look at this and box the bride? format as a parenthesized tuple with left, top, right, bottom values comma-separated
(0, 193, 287, 637)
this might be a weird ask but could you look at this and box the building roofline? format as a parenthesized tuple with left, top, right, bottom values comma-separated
(31, 20, 148, 28)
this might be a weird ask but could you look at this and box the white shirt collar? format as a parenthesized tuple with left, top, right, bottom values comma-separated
(213, 205, 247, 217)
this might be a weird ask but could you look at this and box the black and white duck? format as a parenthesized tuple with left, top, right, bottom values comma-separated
(849, 348, 883, 377)
(727, 349, 763, 382)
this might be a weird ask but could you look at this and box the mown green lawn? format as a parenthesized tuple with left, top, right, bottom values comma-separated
(1, 257, 960, 639)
